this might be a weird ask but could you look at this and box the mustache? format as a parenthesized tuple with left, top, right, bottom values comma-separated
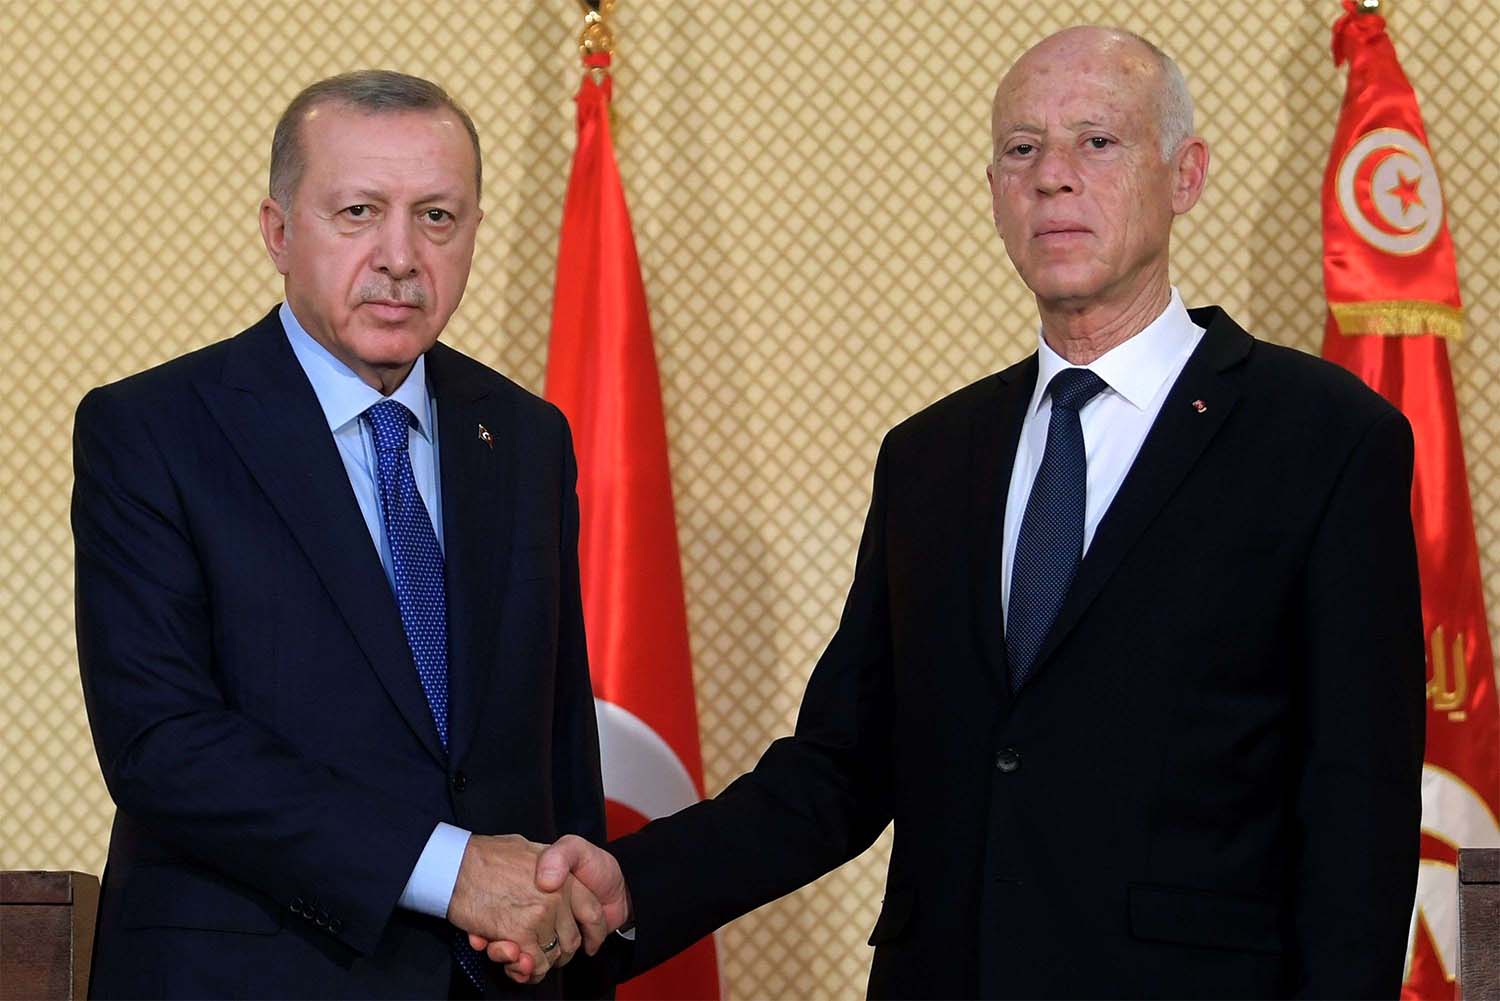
(356, 281, 427, 308)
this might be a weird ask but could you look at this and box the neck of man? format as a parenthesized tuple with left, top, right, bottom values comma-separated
(1036, 272, 1173, 366)
(367, 363, 416, 397)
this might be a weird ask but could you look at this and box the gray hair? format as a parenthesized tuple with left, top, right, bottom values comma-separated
(1121, 30, 1195, 158)
(269, 69, 482, 207)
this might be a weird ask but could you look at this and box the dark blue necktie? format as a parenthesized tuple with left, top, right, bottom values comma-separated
(1006, 368, 1107, 692)
(365, 399, 451, 746)
(365, 401, 485, 990)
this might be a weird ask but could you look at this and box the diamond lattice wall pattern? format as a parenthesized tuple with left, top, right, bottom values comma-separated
(3, 2, 1498, 997)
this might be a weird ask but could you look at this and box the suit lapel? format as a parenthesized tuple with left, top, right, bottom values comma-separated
(968, 357, 1036, 696)
(1028, 308, 1253, 675)
(427, 344, 515, 767)
(196, 312, 448, 765)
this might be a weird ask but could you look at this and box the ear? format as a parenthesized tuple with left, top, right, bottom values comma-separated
(1169, 137, 1209, 216)
(258, 197, 292, 275)
(985, 161, 1005, 234)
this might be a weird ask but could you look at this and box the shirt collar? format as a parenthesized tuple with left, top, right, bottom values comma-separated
(1031, 287, 1201, 414)
(280, 301, 434, 441)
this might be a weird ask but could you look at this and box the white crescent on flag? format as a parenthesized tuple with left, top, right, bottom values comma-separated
(1404, 764, 1500, 981)
(594, 698, 701, 820)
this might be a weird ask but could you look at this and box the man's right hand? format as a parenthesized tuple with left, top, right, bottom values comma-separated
(475, 834, 632, 967)
(447, 833, 581, 982)
(539, 835, 631, 948)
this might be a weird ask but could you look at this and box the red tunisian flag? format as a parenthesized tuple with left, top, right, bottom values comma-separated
(1322, 4, 1500, 996)
(545, 52, 720, 1000)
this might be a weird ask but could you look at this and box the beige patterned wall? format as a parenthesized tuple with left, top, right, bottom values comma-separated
(3, 1, 1498, 996)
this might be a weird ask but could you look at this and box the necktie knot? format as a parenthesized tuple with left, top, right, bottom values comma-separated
(1048, 368, 1107, 413)
(365, 399, 416, 454)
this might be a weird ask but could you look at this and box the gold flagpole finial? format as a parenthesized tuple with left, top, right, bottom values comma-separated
(576, 0, 616, 64)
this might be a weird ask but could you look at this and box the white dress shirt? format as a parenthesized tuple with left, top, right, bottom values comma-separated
(281, 302, 470, 919)
(1000, 288, 1205, 625)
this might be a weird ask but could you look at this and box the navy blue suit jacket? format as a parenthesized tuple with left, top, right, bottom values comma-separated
(74, 309, 611, 998)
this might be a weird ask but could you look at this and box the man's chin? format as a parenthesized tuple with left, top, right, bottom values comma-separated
(1026, 276, 1108, 310)
(349, 316, 436, 345)
(342, 326, 439, 372)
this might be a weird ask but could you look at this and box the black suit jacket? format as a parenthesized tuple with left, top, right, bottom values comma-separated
(74, 309, 611, 998)
(609, 307, 1425, 998)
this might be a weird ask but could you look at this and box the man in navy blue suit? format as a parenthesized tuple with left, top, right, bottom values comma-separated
(74, 70, 611, 998)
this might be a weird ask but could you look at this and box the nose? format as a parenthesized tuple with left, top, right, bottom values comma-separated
(1034, 145, 1080, 196)
(373, 213, 419, 278)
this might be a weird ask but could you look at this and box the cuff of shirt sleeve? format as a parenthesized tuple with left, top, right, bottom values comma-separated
(398, 822, 471, 918)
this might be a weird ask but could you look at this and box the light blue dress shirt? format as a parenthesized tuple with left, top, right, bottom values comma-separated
(280, 302, 470, 919)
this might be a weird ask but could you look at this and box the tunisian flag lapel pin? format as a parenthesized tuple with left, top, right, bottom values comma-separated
(477, 423, 494, 449)
(1191, 399, 1208, 413)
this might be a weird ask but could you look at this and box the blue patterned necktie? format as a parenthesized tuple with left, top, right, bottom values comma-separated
(365, 399, 451, 746)
(364, 400, 485, 990)
(1006, 368, 1108, 693)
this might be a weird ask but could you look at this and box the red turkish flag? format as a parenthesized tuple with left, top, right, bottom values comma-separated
(545, 53, 720, 1000)
(1321, 4, 1500, 997)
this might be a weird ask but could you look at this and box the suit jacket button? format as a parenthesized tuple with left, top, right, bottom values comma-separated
(452, 771, 468, 792)
(290, 897, 305, 915)
(330, 917, 344, 934)
(995, 747, 1022, 773)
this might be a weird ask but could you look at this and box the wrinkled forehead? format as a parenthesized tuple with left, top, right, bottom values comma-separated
(301, 107, 477, 186)
(991, 35, 1161, 136)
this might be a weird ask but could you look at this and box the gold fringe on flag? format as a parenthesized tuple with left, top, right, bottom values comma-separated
(1330, 300, 1464, 340)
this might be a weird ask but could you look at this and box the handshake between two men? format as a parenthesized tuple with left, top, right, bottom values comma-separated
(448, 834, 625, 985)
